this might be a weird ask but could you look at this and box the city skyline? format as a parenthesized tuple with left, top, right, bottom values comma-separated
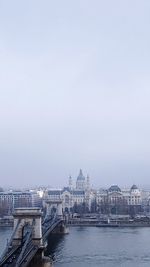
(1, 168, 150, 191)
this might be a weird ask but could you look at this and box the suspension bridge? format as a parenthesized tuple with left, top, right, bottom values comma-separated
(0, 200, 67, 267)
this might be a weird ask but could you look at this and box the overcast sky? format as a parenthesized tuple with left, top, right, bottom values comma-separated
(0, 0, 150, 188)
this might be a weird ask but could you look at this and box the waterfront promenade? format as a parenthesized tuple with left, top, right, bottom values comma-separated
(68, 214, 150, 227)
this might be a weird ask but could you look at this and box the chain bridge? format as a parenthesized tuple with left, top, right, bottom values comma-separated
(0, 200, 67, 267)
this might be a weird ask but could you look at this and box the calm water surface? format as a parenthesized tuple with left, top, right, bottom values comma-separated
(1, 227, 150, 267)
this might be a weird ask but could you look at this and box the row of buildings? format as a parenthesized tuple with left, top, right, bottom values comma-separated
(0, 190, 42, 216)
(1, 170, 150, 216)
(45, 169, 149, 215)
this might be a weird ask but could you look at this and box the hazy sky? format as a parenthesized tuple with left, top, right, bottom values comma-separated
(0, 0, 150, 188)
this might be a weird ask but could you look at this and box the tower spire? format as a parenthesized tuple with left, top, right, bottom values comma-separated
(79, 169, 83, 176)
(69, 175, 73, 190)
(86, 175, 90, 190)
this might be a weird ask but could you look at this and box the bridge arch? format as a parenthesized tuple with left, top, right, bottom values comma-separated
(45, 200, 63, 218)
(12, 208, 43, 246)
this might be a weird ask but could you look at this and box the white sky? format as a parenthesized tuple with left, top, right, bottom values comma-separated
(0, 0, 150, 188)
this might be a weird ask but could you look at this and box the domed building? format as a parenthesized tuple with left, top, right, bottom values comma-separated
(108, 185, 121, 193)
(107, 185, 123, 209)
(131, 184, 138, 190)
(96, 184, 142, 215)
(76, 169, 86, 190)
(130, 184, 140, 193)
(129, 184, 141, 205)
(45, 169, 92, 213)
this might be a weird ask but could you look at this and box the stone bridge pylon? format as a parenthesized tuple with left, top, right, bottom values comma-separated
(12, 208, 43, 246)
(0, 205, 68, 267)
(45, 200, 63, 217)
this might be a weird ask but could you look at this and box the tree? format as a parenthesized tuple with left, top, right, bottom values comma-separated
(91, 199, 97, 213)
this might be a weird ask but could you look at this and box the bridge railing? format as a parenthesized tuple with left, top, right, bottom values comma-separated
(17, 244, 39, 267)
(15, 226, 32, 267)
(42, 215, 63, 241)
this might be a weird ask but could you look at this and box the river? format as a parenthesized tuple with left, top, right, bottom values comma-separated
(1, 226, 150, 266)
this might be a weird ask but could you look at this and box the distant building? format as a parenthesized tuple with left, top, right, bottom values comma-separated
(45, 172, 145, 215)
(96, 184, 142, 215)
(1, 173, 147, 217)
(0, 191, 42, 216)
(76, 169, 86, 190)
(44, 169, 94, 212)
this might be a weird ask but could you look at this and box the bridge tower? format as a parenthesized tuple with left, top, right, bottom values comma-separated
(12, 208, 43, 246)
(45, 200, 63, 218)
(44, 200, 68, 234)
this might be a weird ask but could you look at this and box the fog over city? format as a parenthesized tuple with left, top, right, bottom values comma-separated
(0, 1, 150, 188)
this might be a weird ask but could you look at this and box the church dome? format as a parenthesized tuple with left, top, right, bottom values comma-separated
(108, 185, 121, 192)
(77, 169, 85, 180)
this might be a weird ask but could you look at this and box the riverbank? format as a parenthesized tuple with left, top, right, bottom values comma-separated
(68, 218, 150, 227)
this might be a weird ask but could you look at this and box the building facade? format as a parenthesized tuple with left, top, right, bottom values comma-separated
(1, 172, 148, 217)
(0, 191, 42, 216)
(44, 169, 94, 213)
(96, 184, 142, 215)
(45, 170, 144, 215)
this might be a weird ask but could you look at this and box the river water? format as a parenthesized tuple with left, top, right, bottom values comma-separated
(1, 226, 150, 266)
